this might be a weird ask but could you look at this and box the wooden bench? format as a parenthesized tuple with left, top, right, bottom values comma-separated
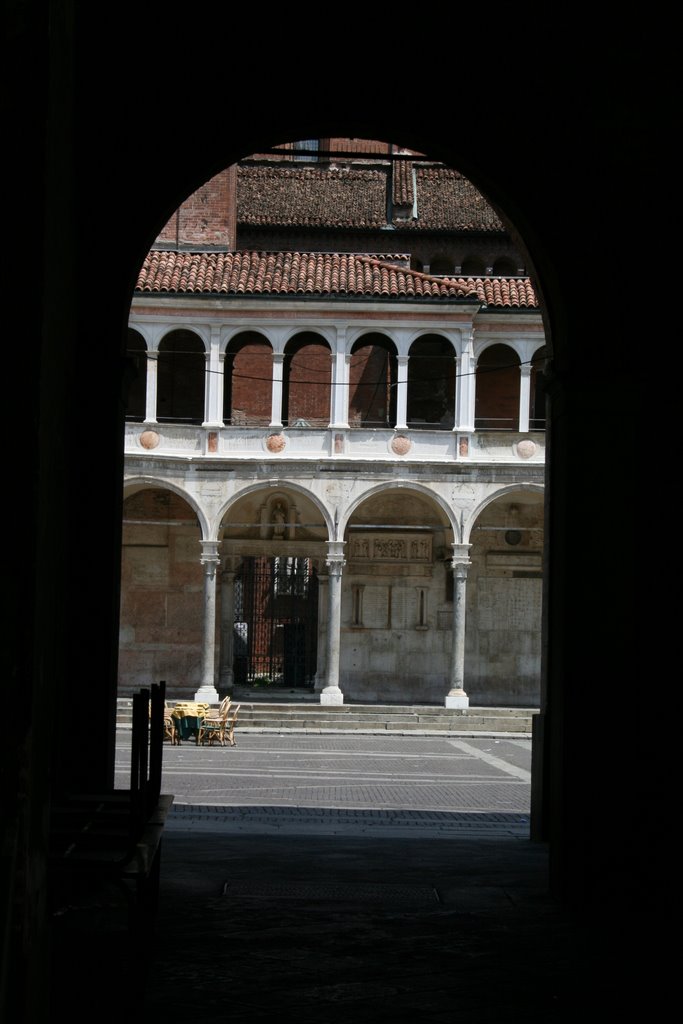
(48, 682, 174, 934)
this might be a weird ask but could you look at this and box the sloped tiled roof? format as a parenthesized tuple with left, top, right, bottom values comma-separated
(135, 250, 538, 307)
(237, 166, 388, 228)
(236, 164, 504, 232)
(406, 167, 503, 231)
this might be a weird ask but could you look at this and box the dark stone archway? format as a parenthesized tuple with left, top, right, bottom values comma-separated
(5, 13, 641, 1021)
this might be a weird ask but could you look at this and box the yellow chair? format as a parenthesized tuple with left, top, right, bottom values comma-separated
(224, 704, 240, 747)
(163, 707, 179, 745)
(197, 697, 231, 746)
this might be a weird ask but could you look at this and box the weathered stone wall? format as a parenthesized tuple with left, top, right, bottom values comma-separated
(118, 518, 206, 699)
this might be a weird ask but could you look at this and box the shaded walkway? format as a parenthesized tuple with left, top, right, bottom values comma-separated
(140, 830, 631, 1023)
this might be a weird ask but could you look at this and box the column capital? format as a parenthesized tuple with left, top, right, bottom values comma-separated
(450, 543, 472, 570)
(200, 540, 221, 573)
(325, 540, 346, 572)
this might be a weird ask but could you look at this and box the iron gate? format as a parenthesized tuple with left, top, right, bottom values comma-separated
(233, 556, 318, 689)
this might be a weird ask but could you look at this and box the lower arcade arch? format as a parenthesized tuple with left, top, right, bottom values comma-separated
(218, 486, 329, 692)
(118, 479, 545, 707)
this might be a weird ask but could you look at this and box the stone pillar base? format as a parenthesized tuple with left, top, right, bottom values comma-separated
(320, 688, 344, 706)
(194, 685, 220, 704)
(445, 691, 469, 709)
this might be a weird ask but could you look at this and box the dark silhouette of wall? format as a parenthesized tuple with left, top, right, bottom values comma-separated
(3, 8, 642, 1021)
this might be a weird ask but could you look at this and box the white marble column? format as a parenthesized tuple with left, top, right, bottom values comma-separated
(320, 541, 345, 705)
(395, 354, 409, 430)
(219, 567, 235, 691)
(445, 543, 471, 709)
(270, 352, 284, 427)
(203, 327, 224, 426)
(194, 540, 221, 703)
(330, 337, 349, 427)
(519, 362, 532, 433)
(144, 350, 159, 423)
(455, 328, 475, 431)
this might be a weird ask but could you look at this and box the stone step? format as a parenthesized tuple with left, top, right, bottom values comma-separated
(116, 697, 537, 734)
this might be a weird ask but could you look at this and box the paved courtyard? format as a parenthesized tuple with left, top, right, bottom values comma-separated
(115, 732, 532, 837)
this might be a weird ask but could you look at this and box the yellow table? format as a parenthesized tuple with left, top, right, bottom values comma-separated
(171, 703, 211, 742)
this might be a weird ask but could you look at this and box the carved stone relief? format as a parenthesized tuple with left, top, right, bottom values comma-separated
(349, 533, 432, 563)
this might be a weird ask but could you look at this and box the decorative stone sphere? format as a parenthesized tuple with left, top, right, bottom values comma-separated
(139, 430, 160, 449)
(265, 433, 287, 453)
(516, 440, 537, 459)
(391, 435, 412, 455)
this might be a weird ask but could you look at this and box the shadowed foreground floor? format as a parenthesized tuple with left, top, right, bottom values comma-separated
(135, 830, 637, 1023)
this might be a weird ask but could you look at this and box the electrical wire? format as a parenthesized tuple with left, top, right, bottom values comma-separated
(137, 357, 541, 388)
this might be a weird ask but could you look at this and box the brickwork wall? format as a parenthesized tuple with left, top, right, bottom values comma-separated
(226, 335, 273, 424)
(349, 344, 393, 425)
(154, 167, 236, 248)
(285, 339, 331, 425)
(123, 490, 198, 522)
(119, 490, 205, 700)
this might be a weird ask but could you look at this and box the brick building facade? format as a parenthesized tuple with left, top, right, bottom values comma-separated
(121, 141, 547, 708)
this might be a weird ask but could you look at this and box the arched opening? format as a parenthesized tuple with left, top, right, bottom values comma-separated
(124, 329, 147, 421)
(466, 491, 544, 706)
(429, 254, 453, 275)
(406, 334, 455, 429)
(283, 332, 332, 427)
(219, 486, 328, 692)
(343, 487, 453, 702)
(157, 329, 205, 424)
(121, 142, 544, 709)
(224, 331, 272, 425)
(232, 555, 319, 689)
(349, 333, 397, 427)
(461, 255, 486, 276)
(9, 36, 642, 1024)
(530, 345, 548, 430)
(475, 343, 521, 429)
(492, 256, 518, 275)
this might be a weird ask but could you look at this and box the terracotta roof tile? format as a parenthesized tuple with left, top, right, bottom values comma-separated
(236, 163, 504, 233)
(136, 251, 538, 307)
(237, 166, 388, 228)
(393, 160, 414, 207)
(408, 167, 504, 231)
